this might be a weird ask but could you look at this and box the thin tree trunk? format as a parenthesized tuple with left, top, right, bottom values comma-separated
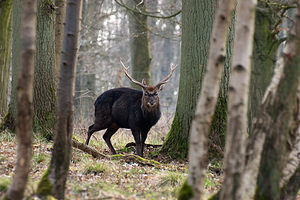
(0, 0, 12, 118)
(4, 0, 36, 199)
(48, 0, 82, 198)
(186, 0, 234, 199)
(255, 1, 300, 198)
(55, 0, 66, 75)
(220, 0, 256, 199)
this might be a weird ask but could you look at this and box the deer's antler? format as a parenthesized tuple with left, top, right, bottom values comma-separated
(120, 60, 147, 89)
(155, 64, 177, 89)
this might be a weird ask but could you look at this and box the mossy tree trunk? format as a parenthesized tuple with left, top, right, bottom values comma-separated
(127, 0, 152, 87)
(0, 0, 12, 118)
(186, 0, 234, 198)
(160, 0, 216, 159)
(0, 0, 22, 131)
(4, 0, 36, 198)
(34, 0, 57, 138)
(254, 2, 300, 198)
(47, 0, 82, 198)
(248, 1, 281, 133)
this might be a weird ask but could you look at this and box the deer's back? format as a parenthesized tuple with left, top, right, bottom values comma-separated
(94, 87, 160, 130)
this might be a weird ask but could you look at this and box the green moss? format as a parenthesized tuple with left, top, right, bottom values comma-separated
(0, 176, 11, 192)
(209, 96, 227, 154)
(160, 112, 189, 160)
(33, 111, 55, 140)
(83, 161, 109, 175)
(36, 169, 53, 196)
(0, 111, 15, 132)
(208, 191, 220, 200)
(178, 180, 194, 200)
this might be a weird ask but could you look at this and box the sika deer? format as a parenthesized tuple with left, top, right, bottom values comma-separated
(85, 61, 176, 157)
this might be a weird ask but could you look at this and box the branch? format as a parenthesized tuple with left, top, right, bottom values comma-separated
(115, 0, 181, 19)
(72, 139, 107, 159)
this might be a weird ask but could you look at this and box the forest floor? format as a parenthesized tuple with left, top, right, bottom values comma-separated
(0, 118, 222, 200)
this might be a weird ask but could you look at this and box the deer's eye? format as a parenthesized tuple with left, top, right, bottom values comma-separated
(144, 92, 149, 96)
(153, 92, 158, 96)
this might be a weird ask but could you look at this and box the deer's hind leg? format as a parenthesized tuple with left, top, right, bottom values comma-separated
(86, 104, 112, 145)
(86, 117, 112, 145)
(103, 123, 119, 154)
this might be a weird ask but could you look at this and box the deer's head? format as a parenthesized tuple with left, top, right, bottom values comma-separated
(120, 60, 176, 111)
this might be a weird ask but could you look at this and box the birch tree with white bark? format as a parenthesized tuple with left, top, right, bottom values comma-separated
(184, 0, 234, 199)
(219, 0, 257, 199)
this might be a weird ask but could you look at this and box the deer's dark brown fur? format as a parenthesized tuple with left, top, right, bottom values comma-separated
(86, 62, 176, 157)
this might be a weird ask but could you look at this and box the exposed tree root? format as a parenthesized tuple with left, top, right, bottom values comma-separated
(72, 139, 161, 167)
(72, 139, 107, 159)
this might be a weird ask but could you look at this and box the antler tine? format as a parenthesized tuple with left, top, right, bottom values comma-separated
(120, 60, 147, 88)
(155, 64, 177, 88)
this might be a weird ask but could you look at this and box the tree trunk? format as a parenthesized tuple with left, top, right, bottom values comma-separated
(127, 0, 152, 87)
(4, 0, 36, 199)
(248, 1, 281, 134)
(220, 0, 257, 199)
(48, 0, 82, 198)
(280, 164, 300, 200)
(75, 0, 101, 125)
(255, 2, 300, 198)
(161, 0, 216, 159)
(0, 0, 12, 118)
(54, 0, 66, 75)
(0, 0, 22, 131)
(186, 0, 234, 199)
(34, 0, 57, 138)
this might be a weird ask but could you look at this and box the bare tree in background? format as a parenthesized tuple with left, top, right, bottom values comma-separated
(186, 0, 234, 199)
(4, 0, 36, 199)
(0, 0, 21, 131)
(127, 0, 152, 86)
(0, 0, 12, 118)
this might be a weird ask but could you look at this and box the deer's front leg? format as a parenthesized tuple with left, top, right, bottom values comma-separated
(132, 129, 144, 157)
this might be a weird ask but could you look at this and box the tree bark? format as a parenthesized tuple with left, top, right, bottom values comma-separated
(248, 1, 282, 134)
(48, 0, 82, 198)
(0, 0, 12, 118)
(127, 0, 152, 87)
(34, 0, 57, 138)
(54, 0, 66, 75)
(280, 164, 300, 200)
(4, 0, 36, 199)
(255, 1, 300, 198)
(0, 0, 22, 131)
(220, 0, 257, 199)
(161, 0, 216, 159)
(186, 0, 234, 199)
